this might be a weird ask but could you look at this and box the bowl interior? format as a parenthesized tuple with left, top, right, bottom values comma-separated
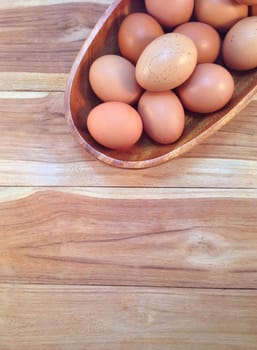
(67, 0, 257, 168)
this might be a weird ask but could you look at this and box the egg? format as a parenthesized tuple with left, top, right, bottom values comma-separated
(252, 5, 257, 14)
(87, 102, 143, 150)
(177, 63, 235, 113)
(138, 91, 185, 144)
(222, 16, 257, 70)
(118, 12, 164, 64)
(135, 33, 197, 91)
(145, 0, 194, 28)
(195, 0, 248, 32)
(236, 0, 257, 4)
(89, 55, 142, 104)
(173, 22, 221, 63)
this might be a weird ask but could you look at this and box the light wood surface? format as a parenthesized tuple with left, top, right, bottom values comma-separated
(0, 1, 257, 349)
(1, 285, 257, 350)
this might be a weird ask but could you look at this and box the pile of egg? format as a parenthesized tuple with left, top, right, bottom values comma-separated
(87, 0, 257, 150)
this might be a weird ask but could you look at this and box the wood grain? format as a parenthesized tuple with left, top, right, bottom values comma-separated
(0, 1, 108, 74)
(1, 187, 256, 288)
(0, 1, 257, 348)
(0, 92, 256, 187)
(0, 0, 111, 9)
(0, 72, 68, 91)
(1, 284, 257, 350)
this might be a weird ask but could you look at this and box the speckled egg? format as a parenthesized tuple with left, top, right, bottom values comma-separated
(135, 33, 198, 91)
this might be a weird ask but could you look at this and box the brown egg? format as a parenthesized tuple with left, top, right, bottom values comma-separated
(174, 22, 221, 63)
(118, 12, 164, 64)
(136, 33, 197, 91)
(138, 91, 185, 144)
(177, 63, 234, 113)
(145, 0, 194, 28)
(222, 16, 257, 70)
(236, 0, 257, 4)
(87, 102, 143, 150)
(195, 0, 248, 32)
(251, 4, 257, 15)
(89, 55, 142, 104)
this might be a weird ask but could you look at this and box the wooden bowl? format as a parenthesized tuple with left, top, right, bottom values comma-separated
(65, 0, 257, 169)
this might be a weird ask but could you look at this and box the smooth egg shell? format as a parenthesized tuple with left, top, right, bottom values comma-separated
(252, 5, 257, 14)
(138, 91, 185, 144)
(89, 55, 142, 104)
(177, 63, 235, 113)
(135, 33, 197, 91)
(236, 0, 257, 4)
(222, 16, 257, 70)
(174, 21, 221, 63)
(87, 102, 143, 150)
(195, 0, 248, 32)
(145, 0, 194, 28)
(118, 12, 164, 63)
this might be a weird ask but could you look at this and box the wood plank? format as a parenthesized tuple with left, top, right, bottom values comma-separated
(1, 2, 255, 348)
(1, 187, 257, 287)
(0, 0, 111, 10)
(0, 92, 256, 187)
(0, 72, 68, 91)
(0, 284, 257, 350)
(0, 2, 108, 74)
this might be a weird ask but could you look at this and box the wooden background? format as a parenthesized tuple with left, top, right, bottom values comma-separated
(0, 1, 257, 349)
